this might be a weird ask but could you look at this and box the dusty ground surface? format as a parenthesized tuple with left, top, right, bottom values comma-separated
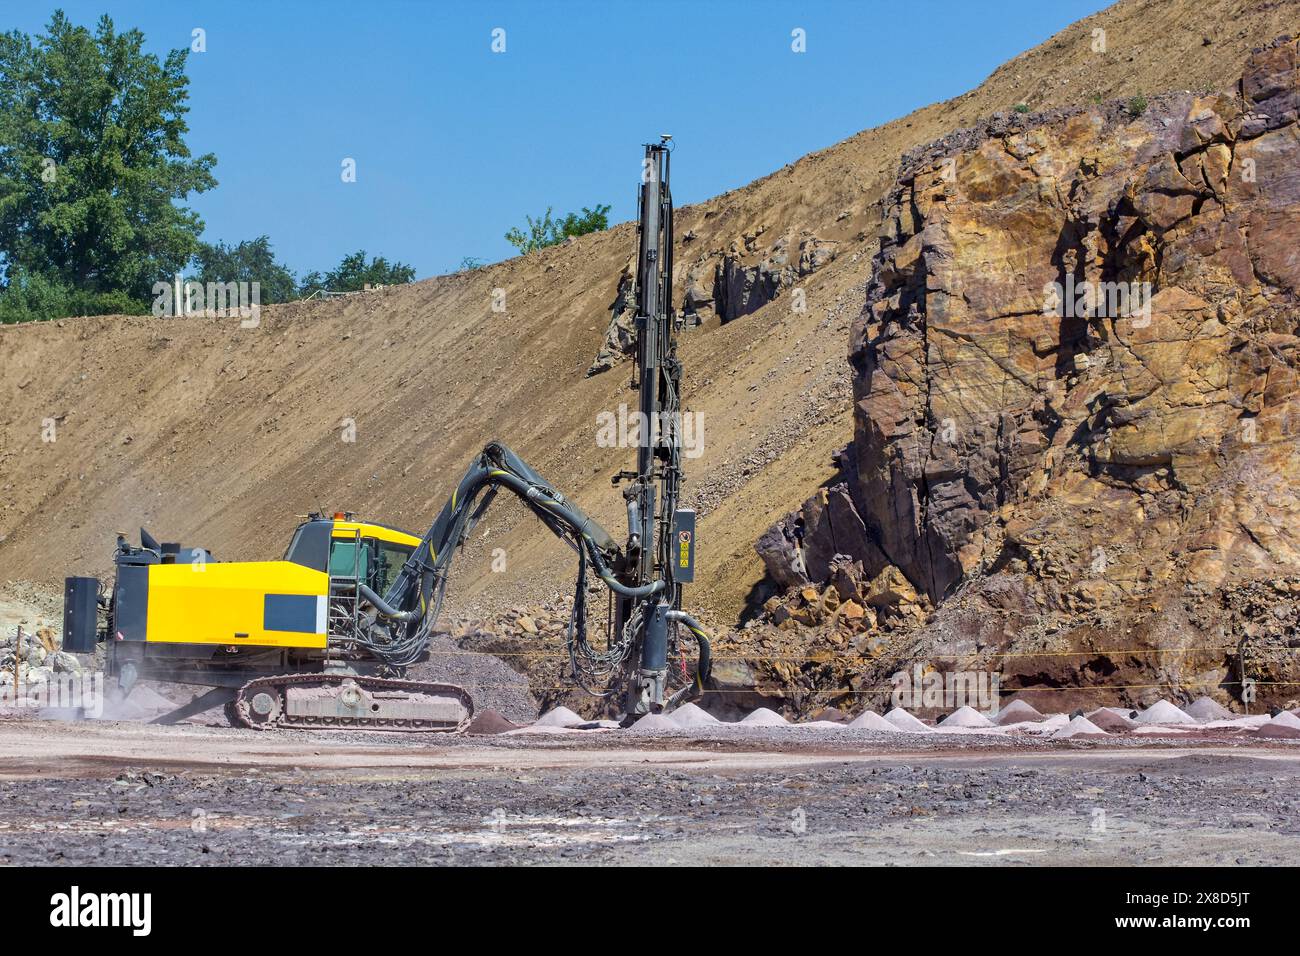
(1, 717, 1297, 866)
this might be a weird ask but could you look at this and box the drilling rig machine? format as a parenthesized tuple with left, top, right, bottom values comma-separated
(62, 138, 712, 730)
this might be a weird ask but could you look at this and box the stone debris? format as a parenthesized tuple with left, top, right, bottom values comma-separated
(1268, 710, 1300, 730)
(882, 708, 931, 732)
(994, 700, 1044, 725)
(1, 625, 85, 690)
(1052, 716, 1108, 739)
(1134, 700, 1197, 725)
(1257, 725, 1300, 739)
(406, 632, 538, 722)
(938, 706, 995, 728)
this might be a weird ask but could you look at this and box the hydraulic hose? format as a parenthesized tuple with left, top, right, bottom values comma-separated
(361, 462, 662, 635)
(666, 610, 712, 688)
(488, 470, 666, 599)
(358, 584, 419, 621)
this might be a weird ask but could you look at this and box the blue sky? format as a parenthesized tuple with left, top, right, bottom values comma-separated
(4, 1, 1111, 279)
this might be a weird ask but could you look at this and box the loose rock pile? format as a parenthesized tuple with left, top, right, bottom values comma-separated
(0, 625, 84, 690)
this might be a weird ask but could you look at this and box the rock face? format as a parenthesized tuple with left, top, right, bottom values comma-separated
(588, 228, 839, 373)
(716, 231, 838, 322)
(758, 39, 1300, 710)
(756, 483, 887, 589)
(852, 43, 1300, 604)
(586, 256, 637, 376)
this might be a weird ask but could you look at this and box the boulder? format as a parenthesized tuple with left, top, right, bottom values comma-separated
(863, 565, 919, 609)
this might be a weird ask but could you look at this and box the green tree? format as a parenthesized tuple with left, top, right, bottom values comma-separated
(505, 203, 610, 254)
(298, 250, 416, 297)
(557, 204, 610, 240)
(192, 236, 296, 304)
(504, 207, 558, 255)
(0, 264, 145, 323)
(0, 11, 216, 320)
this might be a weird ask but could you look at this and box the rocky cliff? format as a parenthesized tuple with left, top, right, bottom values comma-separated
(756, 38, 1300, 713)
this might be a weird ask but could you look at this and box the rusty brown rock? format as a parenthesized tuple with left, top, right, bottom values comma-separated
(840, 599, 866, 620)
(759, 38, 1300, 711)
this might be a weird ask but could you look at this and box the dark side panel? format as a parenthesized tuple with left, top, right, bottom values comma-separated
(113, 564, 149, 641)
(62, 577, 99, 653)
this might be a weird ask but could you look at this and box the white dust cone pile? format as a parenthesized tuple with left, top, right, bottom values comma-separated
(1183, 696, 1233, 720)
(848, 710, 900, 732)
(669, 702, 721, 728)
(994, 699, 1043, 725)
(883, 708, 931, 732)
(1133, 700, 1196, 725)
(628, 712, 679, 733)
(510, 695, 1286, 738)
(938, 706, 995, 729)
(533, 706, 586, 728)
(1052, 715, 1108, 739)
(739, 707, 790, 727)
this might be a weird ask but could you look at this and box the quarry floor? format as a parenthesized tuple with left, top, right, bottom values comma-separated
(1, 718, 1297, 866)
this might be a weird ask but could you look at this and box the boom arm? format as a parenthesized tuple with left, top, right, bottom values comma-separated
(354, 440, 709, 708)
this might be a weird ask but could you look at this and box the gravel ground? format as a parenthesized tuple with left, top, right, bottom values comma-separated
(0, 718, 1297, 865)
(405, 633, 539, 722)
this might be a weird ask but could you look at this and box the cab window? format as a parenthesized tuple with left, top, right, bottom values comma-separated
(328, 538, 369, 580)
(371, 541, 413, 596)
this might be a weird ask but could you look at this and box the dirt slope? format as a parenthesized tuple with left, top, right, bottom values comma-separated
(1, 0, 1296, 627)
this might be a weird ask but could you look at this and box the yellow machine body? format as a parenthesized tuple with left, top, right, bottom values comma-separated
(330, 521, 418, 546)
(144, 560, 330, 649)
(113, 519, 422, 652)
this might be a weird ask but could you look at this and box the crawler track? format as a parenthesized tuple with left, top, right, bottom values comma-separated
(231, 673, 473, 732)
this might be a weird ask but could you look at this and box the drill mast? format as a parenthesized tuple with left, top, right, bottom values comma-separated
(617, 138, 693, 716)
